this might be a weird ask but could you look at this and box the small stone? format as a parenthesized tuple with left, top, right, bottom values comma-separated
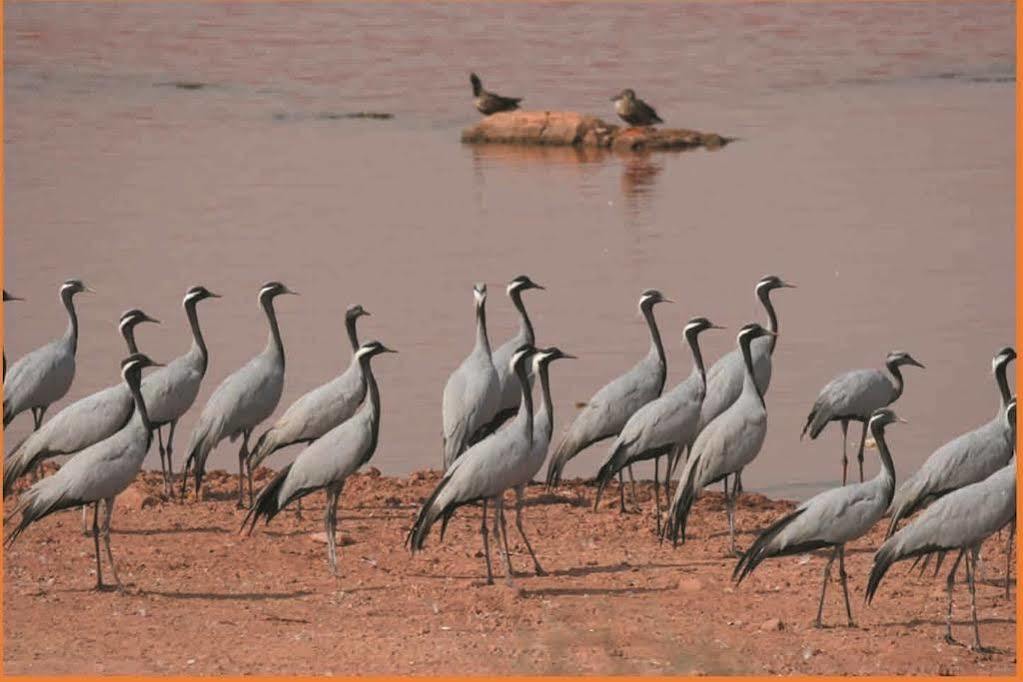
(677, 577, 703, 592)
(760, 618, 784, 632)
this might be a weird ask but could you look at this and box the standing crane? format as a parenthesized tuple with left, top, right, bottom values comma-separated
(488, 275, 544, 432)
(4, 279, 92, 429)
(664, 323, 776, 552)
(593, 317, 724, 533)
(734, 408, 906, 628)
(442, 283, 501, 470)
(887, 347, 1015, 538)
(181, 281, 297, 506)
(243, 341, 396, 579)
(5, 353, 163, 592)
(801, 350, 925, 484)
(545, 289, 671, 510)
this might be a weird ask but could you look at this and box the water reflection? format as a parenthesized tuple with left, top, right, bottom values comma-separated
(618, 151, 663, 201)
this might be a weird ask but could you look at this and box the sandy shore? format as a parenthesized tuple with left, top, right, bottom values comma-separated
(3, 468, 1016, 675)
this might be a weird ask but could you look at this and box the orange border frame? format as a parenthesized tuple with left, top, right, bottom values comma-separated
(0, 1, 1019, 679)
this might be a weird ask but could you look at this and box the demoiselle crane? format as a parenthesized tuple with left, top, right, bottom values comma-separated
(410, 345, 536, 585)
(248, 304, 371, 470)
(735, 408, 906, 628)
(801, 350, 925, 484)
(4, 279, 92, 429)
(141, 285, 220, 496)
(4, 353, 163, 592)
(243, 341, 396, 579)
(693, 275, 794, 496)
(867, 441, 1016, 651)
(181, 281, 297, 506)
(887, 347, 1015, 538)
(3, 289, 24, 379)
(593, 317, 724, 533)
(545, 289, 671, 509)
(442, 283, 501, 471)
(4, 308, 159, 496)
(664, 323, 776, 552)
(487, 275, 544, 433)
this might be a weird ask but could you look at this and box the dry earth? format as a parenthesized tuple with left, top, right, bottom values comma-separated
(3, 468, 1017, 675)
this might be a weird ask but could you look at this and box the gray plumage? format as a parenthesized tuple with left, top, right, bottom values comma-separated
(181, 281, 297, 505)
(248, 304, 370, 471)
(244, 341, 395, 578)
(664, 323, 775, 552)
(470, 73, 522, 116)
(4, 309, 158, 495)
(593, 317, 723, 529)
(867, 409, 1016, 651)
(887, 347, 1015, 538)
(411, 345, 537, 585)
(140, 286, 219, 495)
(5, 354, 162, 592)
(4, 279, 92, 429)
(545, 289, 671, 488)
(802, 349, 925, 485)
(488, 276, 544, 432)
(442, 283, 501, 471)
(735, 408, 905, 628)
(611, 89, 663, 127)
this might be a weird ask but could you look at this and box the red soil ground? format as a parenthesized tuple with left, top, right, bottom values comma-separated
(3, 467, 1017, 675)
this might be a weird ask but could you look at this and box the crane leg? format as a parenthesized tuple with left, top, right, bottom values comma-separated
(165, 420, 178, 499)
(838, 545, 854, 626)
(324, 485, 342, 578)
(480, 499, 494, 585)
(966, 546, 992, 652)
(1005, 519, 1015, 599)
(628, 465, 637, 507)
(840, 419, 849, 486)
(724, 477, 737, 556)
(237, 430, 252, 509)
(944, 549, 965, 645)
(101, 496, 123, 592)
(514, 486, 545, 576)
(496, 494, 514, 577)
(156, 427, 168, 496)
(855, 420, 868, 483)
(81, 503, 92, 536)
(815, 546, 838, 628)
(618, 471, 626, 513)
(91, 501, 105, 591)
(654, 457, 662, 535)
(494, 497, 515, 585)
(735, 469, 744, 495)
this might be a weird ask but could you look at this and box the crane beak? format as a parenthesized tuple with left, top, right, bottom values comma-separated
(382, 346, 398, 354)
(6, 294, 24, 301)
(764, 330, 779, 337)
(284, 287, 300, 296)
(909, 358, 925, 369)
(532, 283, 546, 291)
(781, 281, 797, 289)
(710, 324, 727, 330)
(143, 314, 161, 325)
(84, 286, 97, 294)
(661, 297, 674, 304)
(562, 353, 578, 360)
(897, 417, 909, 424)
(207, 291, 222, 299)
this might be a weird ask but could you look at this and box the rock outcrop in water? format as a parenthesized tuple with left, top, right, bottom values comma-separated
(461, 110, 730, 151)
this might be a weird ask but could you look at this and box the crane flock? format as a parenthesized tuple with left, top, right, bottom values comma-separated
(2, 275, 1016, 650)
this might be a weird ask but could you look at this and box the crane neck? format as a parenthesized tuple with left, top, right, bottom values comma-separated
(126, 370, 154, 436)
(869, 420, 897, 504)
(61, 288, 80, 355)
(360, 355, 382, 451)
(885, 359, 905, 401)
(514, 359, 534, 442)
(994, 358, 1013, 409)
(537, 360, 554, 441)
(641, 302, 667, 387)
(684, 329, 707, 388)
(757, 286, 779, 354)
(121, 326, 140, 355)
(345, 314, 361, 353)
(509, 288, 535, 346)
(474, 298, 492, 356)
(261, 295, 285, 367)
(741, 337, 765, 408)
(185, 298, 210, 372)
